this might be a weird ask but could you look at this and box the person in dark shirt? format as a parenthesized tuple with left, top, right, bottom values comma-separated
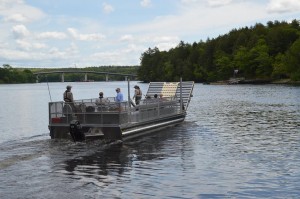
(133, 85, 142, 105)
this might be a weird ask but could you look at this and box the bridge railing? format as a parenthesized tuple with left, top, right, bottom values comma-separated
(34, 71, 137, 82)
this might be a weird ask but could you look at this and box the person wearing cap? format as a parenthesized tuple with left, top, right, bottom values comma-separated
(133, 85, 142, 105)
(63, 85, 74, 103)
(115, 88, 123, 102)
(96, 91, 109, 105)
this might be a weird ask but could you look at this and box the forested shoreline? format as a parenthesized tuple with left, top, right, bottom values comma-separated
(138, 19, 300, 83)
(0, 64, 35, 83)
(1, 19, 300, 84)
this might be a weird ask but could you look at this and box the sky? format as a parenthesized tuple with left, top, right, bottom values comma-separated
(0, 0, 300, 68)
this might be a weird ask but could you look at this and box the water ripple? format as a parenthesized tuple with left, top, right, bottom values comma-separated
(1, 84, 300, 198)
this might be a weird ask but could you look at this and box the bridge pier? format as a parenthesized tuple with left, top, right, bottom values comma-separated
(85, 73, 88, 82)
(36, 75, 39, 83)
(125, 76, 128, 81)
(105, 74, 109, 82)
(61, 73, 64, 82)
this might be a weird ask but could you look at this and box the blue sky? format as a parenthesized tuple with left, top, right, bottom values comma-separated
(0, 0, 300, 68)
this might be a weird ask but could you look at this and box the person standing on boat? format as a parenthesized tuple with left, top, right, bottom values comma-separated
(115, 88, 123, 102)
(63, 85, 76, 113)
(63, 85, 74, 103)
(133, 85, 142, 105)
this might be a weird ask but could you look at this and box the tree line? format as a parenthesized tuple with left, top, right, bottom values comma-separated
(138, 19, 300, 83)
(0, 64, 35, 83)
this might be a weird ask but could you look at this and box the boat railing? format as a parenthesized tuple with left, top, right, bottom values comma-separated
(127, 96, 181, 124)
(49, 96, 182, 127)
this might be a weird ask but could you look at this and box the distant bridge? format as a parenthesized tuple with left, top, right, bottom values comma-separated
(33, 71, 138, 82)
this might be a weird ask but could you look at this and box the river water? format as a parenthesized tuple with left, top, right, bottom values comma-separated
(0, 82, 299, 199)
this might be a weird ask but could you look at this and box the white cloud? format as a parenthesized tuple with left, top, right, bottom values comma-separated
(181, 0, 200, 3)
(125, 1, 268, 41)
(89, 44, 144, 65)
(91, 51, 118, 59)
(156, 42, 178, 51)
(37, 32, 67, 40)
(68, 28, 105, 41)
(48, 47, 68, 58)
(3, 13, 28, 23)
(0, 0, 45, 23)
(68, 28, 78, 38)
(207, 0, 233, 7)
(90, 51, 121, 65)
(16, 39, 47, 50)
(152, 36, 180, 43)
(123, 44, 140, 53)
(0, 40, 71, 64)
(267, 0, 300, 13)
(16, 39, 31, 50)
(120, 34, 134, 42)
(33, 42, 47, 49)
(181, 0, 233, 7)
(134, 35, 179, 51)
(102, 2, 114, 14)
(0, 48, 32, 60)
(66, 42, 79, 55)
(12, 24, 30, 38)
(141, 0, 152, 7)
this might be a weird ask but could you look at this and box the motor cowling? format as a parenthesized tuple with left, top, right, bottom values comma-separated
(69, 120, 85, 142)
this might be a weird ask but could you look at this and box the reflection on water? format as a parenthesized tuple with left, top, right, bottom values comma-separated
(0, 83, 300, 198)
(62, 144, 132, 187)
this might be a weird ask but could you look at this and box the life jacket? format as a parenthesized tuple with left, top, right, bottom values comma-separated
(64, 90, 72, 102)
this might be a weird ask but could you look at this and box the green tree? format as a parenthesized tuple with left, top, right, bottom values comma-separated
(138, 47, 161, 82)
(233, 46, 251, 77)
(267, 25, 299, 56)
(285, 38, 300, 80)
(249, 39, 272, 78)
(163, 61, 174, 81)
(214, 51, 233, 80)
(272, 53, 289, 79)
(193, 64, 207, 82)
(137, 19, 300, 82)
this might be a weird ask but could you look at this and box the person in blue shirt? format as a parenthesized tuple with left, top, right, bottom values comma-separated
(115, 88, 123, 102)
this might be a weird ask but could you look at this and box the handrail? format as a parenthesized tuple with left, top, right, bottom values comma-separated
(49, 97, 180, 126)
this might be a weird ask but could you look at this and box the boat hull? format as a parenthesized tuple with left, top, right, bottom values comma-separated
(49, 113, 186, 141)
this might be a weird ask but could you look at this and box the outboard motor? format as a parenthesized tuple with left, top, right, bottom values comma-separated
(69, 120, 85, 142)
